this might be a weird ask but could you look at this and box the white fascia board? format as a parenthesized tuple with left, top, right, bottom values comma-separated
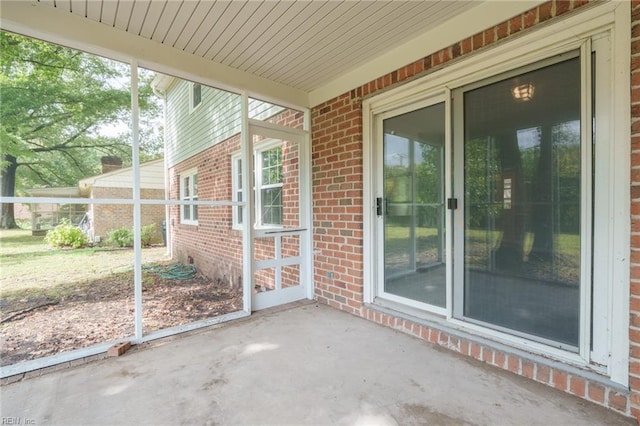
(308, 0, 545, 107)
(0, 1, 309, 109)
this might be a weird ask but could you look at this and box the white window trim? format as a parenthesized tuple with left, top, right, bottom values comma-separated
(180, 168, 198, 226)
(362, 2, 630, 386)
(231, 152, 243, 229)
(189, 82, 202, 113)
(232, 138, 284, 230)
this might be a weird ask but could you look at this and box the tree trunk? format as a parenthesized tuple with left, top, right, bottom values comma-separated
(1, 154, 18, 229)
(493, 132, 526, 272)
(529, 125, 554, 262)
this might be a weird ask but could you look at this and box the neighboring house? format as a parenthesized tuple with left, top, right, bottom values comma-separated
(79, 158, 165, 243)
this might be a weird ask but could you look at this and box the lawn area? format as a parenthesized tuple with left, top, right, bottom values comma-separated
(0, 228, 242, 367)
(0, 228, 167, 297)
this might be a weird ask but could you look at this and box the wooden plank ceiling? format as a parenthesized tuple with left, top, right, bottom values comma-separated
(35, 1, 479, 92)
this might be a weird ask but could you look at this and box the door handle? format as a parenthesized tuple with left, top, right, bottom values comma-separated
(376, 197, 383, 216)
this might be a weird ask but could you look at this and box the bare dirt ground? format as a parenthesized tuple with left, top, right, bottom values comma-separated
(1, 261, 242, 367)
(1, 230, 243, 367)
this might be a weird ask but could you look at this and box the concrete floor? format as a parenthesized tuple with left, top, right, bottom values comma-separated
(1, 303, 634, 426)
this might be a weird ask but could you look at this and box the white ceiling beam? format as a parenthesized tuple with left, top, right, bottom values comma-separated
(308, 1, 545, 107)
(0, 1, 310, 109)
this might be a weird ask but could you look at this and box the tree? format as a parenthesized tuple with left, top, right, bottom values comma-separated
(0, 31, 161, 228)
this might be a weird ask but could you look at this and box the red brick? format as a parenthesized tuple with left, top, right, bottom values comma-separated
(536, 364, 551, 383)
(509, 16, 522, 34)
(496, 21, 509, 40)
(538, 2, 554, 22)
(482, 347, 493, 363)
(472, 32, 484, 50)
(507, 355, 520, 373)
(523, 9, 537, 28)
(608, 391, 629, 413)
(556, 1, 571, 16)
(460, 38, 472, 55)
(470, 343, 481, 359)
(552, 370, 568, 391)
(569, 376, 586, 397)
(588, 382, 606, 404)
(107, 341, 131, 357)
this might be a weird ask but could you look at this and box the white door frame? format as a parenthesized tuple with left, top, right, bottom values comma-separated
(371, 93, 452, 317)
(245, 118, 313, 311)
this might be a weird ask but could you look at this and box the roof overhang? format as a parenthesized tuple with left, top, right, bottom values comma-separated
(0, 1, 544, 108)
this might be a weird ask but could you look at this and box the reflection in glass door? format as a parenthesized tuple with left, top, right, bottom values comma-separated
(382, 103, 446, 308)
(455, 55, 582, 349)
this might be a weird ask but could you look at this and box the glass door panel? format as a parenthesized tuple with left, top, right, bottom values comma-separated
(459, 57, 582, 348)
(383, 102, 446, 307)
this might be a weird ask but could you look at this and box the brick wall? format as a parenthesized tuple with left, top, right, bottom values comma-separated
(90, 187, 165, 243)
(312, 0, 634, 419)
(169, 134, 244, 288)
(169, 109, 304, 290)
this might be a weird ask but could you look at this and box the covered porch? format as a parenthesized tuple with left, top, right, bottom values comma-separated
(2, 303, 633, 425)
(0, 0, 637, 421)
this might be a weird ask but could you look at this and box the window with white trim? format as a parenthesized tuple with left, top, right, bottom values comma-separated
(180, 169, 198, 225)
(232, 140, 283, 229)
(232, 155, 244, 227)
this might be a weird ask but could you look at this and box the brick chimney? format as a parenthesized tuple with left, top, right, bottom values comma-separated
(101, 156, 123, 174)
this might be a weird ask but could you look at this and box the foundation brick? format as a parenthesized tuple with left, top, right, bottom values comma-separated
(588, 382, 606, 404)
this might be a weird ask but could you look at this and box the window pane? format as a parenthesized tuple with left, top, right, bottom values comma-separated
(261, 187, 282, 225)
(462, 57, 581, 347)
(262, 147, 282, 185)
(193, 83, 201, 108)
(383, 103, 446, 308)
(183, 176, 190, 198)
(193, 174, 198, 196)
(237, 190, 243, 224)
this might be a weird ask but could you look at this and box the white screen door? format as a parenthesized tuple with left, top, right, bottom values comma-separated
(248, 122, 311, 310)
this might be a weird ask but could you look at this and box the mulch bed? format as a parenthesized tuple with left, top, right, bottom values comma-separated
(0, 268, 242, 367)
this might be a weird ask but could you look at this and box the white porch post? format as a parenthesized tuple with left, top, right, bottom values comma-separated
(131, 60, 143, 340)
(241, 92, 254, 313)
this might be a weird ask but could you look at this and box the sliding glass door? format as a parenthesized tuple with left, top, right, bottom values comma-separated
(376, 53, 586, 350)
(380, 101, 447, 309)
(453, 54, 582, 349)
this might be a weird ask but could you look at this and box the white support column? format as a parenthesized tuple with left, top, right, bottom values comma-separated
(241, 93, 254, 313)
(131, 61, 143, 340)
(302, 108, 314, 300)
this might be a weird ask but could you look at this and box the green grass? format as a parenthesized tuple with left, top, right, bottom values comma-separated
(0, 228, 168, 300)
(384, 225, 581, 281)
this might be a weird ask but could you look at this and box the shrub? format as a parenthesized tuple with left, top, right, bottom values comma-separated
(141, 224, 157, 247)
(45, 220, 88, 249)
(107, 227, 133, 248)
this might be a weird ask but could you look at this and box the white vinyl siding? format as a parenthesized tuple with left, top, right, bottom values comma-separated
(165, 79, 284, 168)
